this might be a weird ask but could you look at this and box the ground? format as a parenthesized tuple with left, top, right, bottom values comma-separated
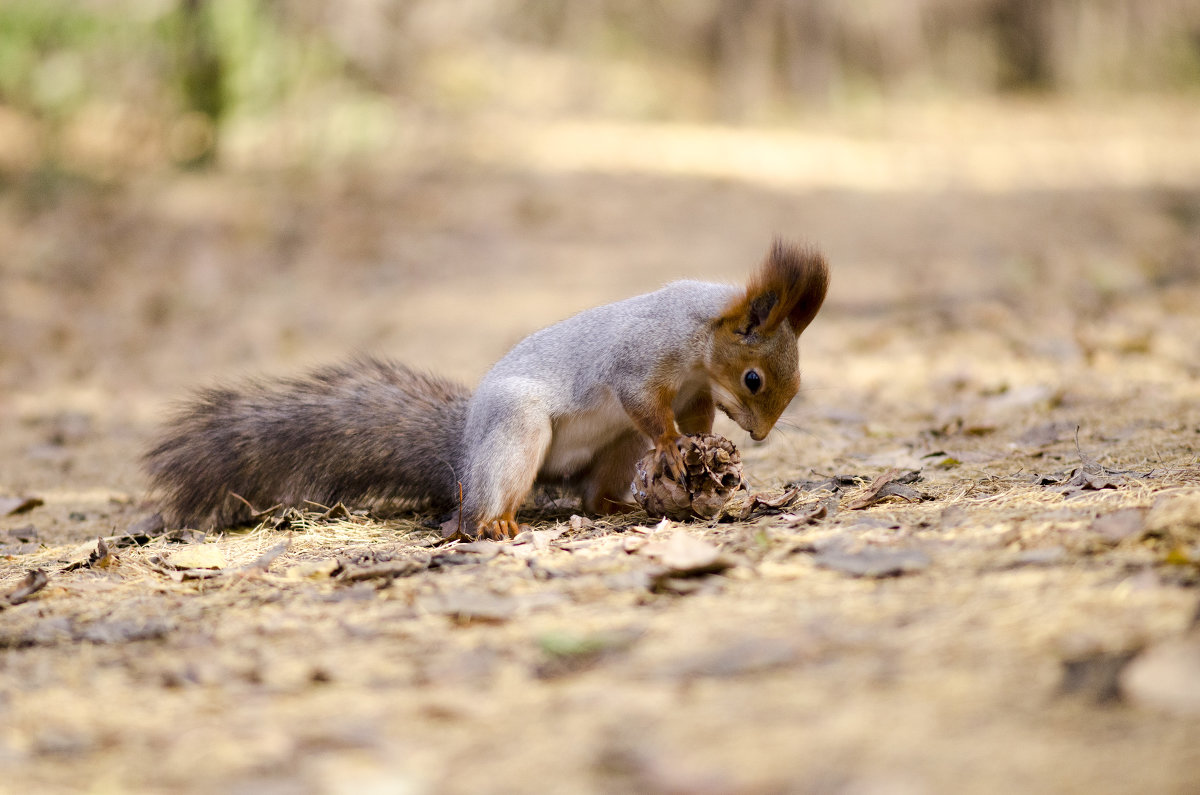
(2, 103, 1200, 794)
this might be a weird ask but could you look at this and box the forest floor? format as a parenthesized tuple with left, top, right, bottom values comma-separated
(2, 102, 1200, 794)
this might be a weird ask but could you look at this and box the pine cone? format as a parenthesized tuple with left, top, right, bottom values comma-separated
(632, 434, 744, 520)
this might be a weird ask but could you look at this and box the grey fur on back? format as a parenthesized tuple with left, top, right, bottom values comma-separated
(480, 280, 738, 411)
(144, 357, 469, 529)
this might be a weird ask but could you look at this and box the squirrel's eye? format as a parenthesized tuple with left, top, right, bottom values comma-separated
(744, 370, 762, 394)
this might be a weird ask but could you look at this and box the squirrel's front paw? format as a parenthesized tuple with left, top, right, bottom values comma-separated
(654, 438, 687, 480)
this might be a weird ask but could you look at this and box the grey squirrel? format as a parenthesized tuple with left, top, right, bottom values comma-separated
(145, 239, 829, 538)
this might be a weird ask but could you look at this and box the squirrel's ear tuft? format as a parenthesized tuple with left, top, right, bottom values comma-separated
(730, 239, 829, 337)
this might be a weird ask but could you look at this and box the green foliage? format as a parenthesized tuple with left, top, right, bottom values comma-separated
(0, 1, 120, 117)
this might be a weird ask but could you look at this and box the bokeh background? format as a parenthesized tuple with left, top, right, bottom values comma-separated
(3, 0, 1200, 498)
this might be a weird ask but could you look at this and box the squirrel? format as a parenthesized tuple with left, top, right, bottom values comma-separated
(144, 239, 829, 539)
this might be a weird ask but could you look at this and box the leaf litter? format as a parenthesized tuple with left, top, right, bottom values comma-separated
(4, 171, 1200, 792)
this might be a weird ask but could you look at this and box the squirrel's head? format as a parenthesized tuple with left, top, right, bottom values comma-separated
(706, 240, 829, 442)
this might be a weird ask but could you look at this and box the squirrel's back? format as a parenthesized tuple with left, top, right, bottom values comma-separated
(144, 357, 469, 529)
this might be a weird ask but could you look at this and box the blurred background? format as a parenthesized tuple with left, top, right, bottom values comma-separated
(2, 0, 1199, 496)
(3, 0, 1200, 168)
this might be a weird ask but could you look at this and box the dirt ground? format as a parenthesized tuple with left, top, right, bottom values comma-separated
(2, 103, 1200, 794)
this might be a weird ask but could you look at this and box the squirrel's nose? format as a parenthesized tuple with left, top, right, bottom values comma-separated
(750, 429, 767, 442)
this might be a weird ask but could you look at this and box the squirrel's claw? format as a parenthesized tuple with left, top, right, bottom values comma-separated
(478, 517, 526, 540)
(654, 438, 687, 481)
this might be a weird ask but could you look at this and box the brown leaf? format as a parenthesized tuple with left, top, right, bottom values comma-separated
(737, 488, 801, 520)
(90, 537, 117, 568)
(164, 544, 226, 570)
(778, 496, 838, 527)
(845, 469, 924, 510)
(6, 525, 38, 543)
(336, 555, 430, 582)
(1017, 421, 1077, 448)
(61, 537, 119, 572)
(125, 512, 165, 538)
(243, 539, 291, 572)
(813, 544, 931, 578)
(512, 528, 566, 551)
(0, 496, 43, 517)
(638, 531, 730, 575)
(1087, 508, 1148, 545)
(3, 569, 49, 607)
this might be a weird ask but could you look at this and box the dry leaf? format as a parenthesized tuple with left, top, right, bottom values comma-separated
(2, 569, 49, 607)
(638, 531, 731, 576)
(813, 544, 931, 578)
(1087, 508, 1148, 545)
(420, 591, 515, 623)
(165, 545, 227, 570)
(0, 496, 43, 517)
(737, 488, 801, 520)
(845, 469, 924, 510)
(244, 539, 290, 572)
(125, 512, 165, 538)
(337, 556, 430, 582)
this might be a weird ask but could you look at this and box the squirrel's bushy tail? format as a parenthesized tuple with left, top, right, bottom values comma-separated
(144, 357, 469, 529)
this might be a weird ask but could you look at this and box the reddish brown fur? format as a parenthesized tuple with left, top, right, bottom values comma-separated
(703, 239, 829, 441)
(725, 239, 830, 337)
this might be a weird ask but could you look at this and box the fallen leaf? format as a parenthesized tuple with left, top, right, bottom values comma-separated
(736, 488, 801, 520)
(165, 544, 227, 570)
(125, 512, 165, 538)
(1017, 421, 1078, 448)
(6, 525, 38, 543)
(0, 496, 43, 516)
(845, 470, 925, 510)
(1087, 508, 1148, 545)
(337, 555, 430, 582)
(2, 569, 49, 607)
(453, 541, 502, 558)
(61, 538, 119, 572)
(1042, 434, 1153, 498)
(813, 545, 931, 578)
(243, 539, 290, 572)
(90, 537, 117, 568)
(638, 531, 730, 575)
(420, 591, 515, 623)
(287, 559, 342, 579)
(75, 617, 171, 645)
(568, 515, 595, 533)
(164, 528, 206, 544)
(788, 475, 862, 494)
(512, 528, 566, 551)
(777, 496, 837, 527)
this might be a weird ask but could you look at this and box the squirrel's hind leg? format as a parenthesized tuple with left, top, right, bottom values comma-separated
(461, 393, 553, 538)
(581, 429, 646, 516)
